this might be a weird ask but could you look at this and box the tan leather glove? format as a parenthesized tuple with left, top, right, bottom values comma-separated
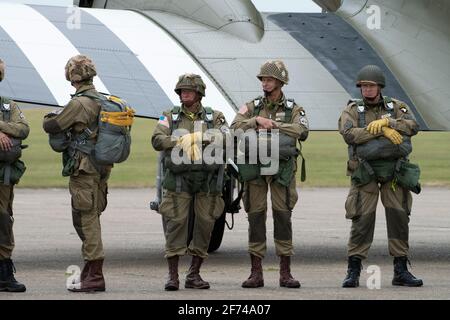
(367, 118, 389, 135)
(177, 132, 202, 161)
(382, 127, 403, 145)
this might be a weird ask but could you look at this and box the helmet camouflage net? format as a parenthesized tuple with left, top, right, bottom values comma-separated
(257, 60, 289, 84)
(356, 65, 386, 88)
(65, 55, 97, 83)
(0, 59, 4, 82)
(174, 73, 206, 97)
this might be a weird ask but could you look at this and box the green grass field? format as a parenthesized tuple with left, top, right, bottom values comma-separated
(16, 108, 450, 188)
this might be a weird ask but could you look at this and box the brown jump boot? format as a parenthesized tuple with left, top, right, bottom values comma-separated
(185, 256, 210, 289)
(165, 256, 179, 291)
(279, 256, 301, 288)
(242, 254, 264, 288)
(68, 259, 105, 292)
(79, 261, 90, 283)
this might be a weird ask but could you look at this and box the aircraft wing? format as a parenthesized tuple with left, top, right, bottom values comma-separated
(0, 1, 448, 130)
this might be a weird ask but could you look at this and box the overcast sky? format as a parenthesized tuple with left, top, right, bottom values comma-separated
(1, 0, 322, 12)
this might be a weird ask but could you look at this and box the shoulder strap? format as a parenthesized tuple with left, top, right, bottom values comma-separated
(203, 106, 214, 129)
(284, 98, 295, 123)
(71, 92, 101, 141)
(383, 96, 395, 117)
(252, 97, 263, 117)
(74, 91, 105, 101)
(0, 97, 11, 122)
(170, 106, 181, 131)
(355, 99, 366, 128)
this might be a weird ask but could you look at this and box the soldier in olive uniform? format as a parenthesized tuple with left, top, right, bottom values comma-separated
(152, 74, 229, 291)
(231, 60, 309, 288)
(338, 65, 423, 287)
(0, 58, 29, 292)
(43, 55, 110, 292)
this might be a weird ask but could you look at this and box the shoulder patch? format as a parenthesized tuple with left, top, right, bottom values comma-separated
(400, 107, 408, 113)
(299, 116, 309, 127)
(158, 115, 169, 128)
(239, 104, 249, 115)
(299, 109, 306, 117)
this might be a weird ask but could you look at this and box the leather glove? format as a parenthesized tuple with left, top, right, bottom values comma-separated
(177, 132, 202, 161)
(367, 118, 389, 135)
(382, 127, 403, 145)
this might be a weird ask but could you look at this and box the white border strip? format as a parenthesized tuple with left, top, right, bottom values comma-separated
(0, 3, 108, 105)
(86, 8, 237, 123)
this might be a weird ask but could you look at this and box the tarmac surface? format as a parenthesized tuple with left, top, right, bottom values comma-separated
(1, 187, 449, 300)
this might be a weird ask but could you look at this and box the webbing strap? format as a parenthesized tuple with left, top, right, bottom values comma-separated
(0, 96, 11, 122)
(3, 165, 11, 185)
(176, 175, 182, 193)
(356, 100, 366, 128)
(216, 165, 225, 192)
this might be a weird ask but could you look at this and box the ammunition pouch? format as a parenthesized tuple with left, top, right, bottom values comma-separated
(351, 159, 396, 186)
(351, 159, 421, 194)
(62, 149, 77, 177)
(274, 157, 295, 187)
(0, 160, 26, 185)
(163, 169, 223, 194)
(394, 160, 421, 194)
(162, 151, 224, 194)
(237, 163, 260, 182)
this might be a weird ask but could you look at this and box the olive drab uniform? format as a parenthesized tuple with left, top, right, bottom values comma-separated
(0, 58, 28, 292)
(0, 100, 29, 260)
(152, 103, 228, 258)
(339, 97, 418, 259)
(231, 95, 308, 258)
(152, 98, 229, 291)
(43, 84, 110, 262)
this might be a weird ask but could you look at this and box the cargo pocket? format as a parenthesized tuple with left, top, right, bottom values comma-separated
(209, 196, 225, 220)
(345, 188, 360, 220)
(159, 191, 189, 220)
(97, 183, 108, 213)
(402, 189, 413, 216)
(69, 176, 95, 212)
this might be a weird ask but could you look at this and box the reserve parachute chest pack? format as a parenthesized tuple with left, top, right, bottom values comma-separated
(73, 92, 135, 165)
(237, 97, 306, 184)
(0, 96, 26, 185)
(0, 97, 23, 163)
(162, 105, 225, 194)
